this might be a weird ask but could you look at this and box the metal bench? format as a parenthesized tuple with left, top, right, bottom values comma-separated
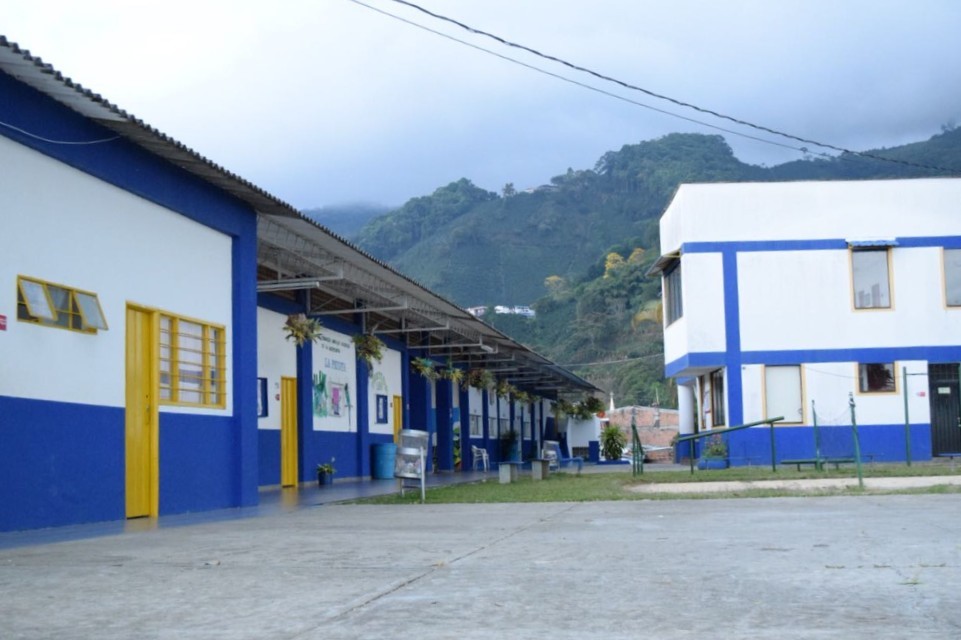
(781, 457, 855, 471)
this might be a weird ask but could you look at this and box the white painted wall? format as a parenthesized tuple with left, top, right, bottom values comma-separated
(0, 136, 233, 414)
(256, 307, 297, 430)
(367, 348, 402, 436)
(660, 178, 961, 249)
(740, 361, 931, 427)
(568, 417, 600, 450)
(739, 247, 960, 352)
(310, 328, 357, 432)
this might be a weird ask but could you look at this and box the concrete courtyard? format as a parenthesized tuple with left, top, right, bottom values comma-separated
(2, 495, 959, 639)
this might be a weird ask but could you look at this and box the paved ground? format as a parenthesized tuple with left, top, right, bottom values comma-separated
(630, 474, 961, 494)
(2, 494, 960, 639)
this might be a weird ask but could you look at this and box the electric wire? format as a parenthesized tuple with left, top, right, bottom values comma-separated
(374, 0, 959, 175)
(0, 120, 120, 145)
(346, 0, 819, 157)
(560, 353, 664, 368)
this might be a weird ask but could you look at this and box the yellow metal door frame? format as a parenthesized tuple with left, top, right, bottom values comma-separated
(281, 376, 298, 487)
(125, 305, 159, 518)
(393, 395, 403, 443)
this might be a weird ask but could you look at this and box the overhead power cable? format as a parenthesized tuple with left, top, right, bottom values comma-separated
(378, 0, 959, 175)
(345, 0, 823, 158)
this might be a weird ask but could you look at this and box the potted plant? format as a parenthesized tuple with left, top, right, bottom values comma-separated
(440, 362, 465, 386)
(495, 379, 515, 398)
(316, 458, 336, 485)
(411, 357, 439, 380)
(467, 368, 495, 391)
(697, 434, 729, 470)
(283, 313, 323, 346)
(352, 333, 385, 374)
(600, 424, 627, 462)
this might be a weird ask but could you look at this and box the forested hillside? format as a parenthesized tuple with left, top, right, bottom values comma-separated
(352, 128, 961, 406)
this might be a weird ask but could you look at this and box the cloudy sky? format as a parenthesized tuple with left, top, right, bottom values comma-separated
(6, 1, 961, 209)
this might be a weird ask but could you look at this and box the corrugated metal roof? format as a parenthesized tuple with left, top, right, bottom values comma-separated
(0, 35, 598, 396)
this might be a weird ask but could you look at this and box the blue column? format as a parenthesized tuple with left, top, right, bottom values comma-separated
(356, 357, 371, 478)
(435, 378, 453, 471)
(459, 384, 471, 472)
(296, 340, 314, 483)
(401, 350, 411, 436)
(481, 389, 491, 457)
(232, 232, 259, 507)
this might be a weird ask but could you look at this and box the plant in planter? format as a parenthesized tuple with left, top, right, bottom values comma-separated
(283, 313, 323, 346)
(316, 458, 336, 485)
(697, 434, 729, 470)
(411, 357, 439, 381)
(600, 424, 627, 461)
(495, 379, 515, 399)
(352, 333, 385, 374)
(440, 362, 465, 386)
(582, 395, 605, 415)
(467, 368, 495, 391)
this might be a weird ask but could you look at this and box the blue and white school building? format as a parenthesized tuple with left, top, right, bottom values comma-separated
(653, 178, 961, 464)
(0, 37, 594, 532)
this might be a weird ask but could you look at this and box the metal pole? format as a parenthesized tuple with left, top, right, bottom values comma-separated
(769, 420, 777, 472)
(812, 400, 822, 470)
(848, 392, 864, 489)
(902, 366, 912, 467)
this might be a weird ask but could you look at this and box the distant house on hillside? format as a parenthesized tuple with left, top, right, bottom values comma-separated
(650, 178, 961, 465)
(492, 305, 536, 318)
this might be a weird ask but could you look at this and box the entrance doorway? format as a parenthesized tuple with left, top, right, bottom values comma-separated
(928, 364, 961, 455)
(125, 305, 159, 518)
(280, 376, 298, 487)
(393, 395, 403, 442)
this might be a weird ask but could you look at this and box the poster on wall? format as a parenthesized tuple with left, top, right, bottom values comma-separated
(376, 394, 388, 423)
(368, 350, 401, 436)
(257, 377, 268, 417)
(312, 331, 356, 432)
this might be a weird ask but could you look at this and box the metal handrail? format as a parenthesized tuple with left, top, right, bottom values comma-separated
(675, 417, 784, 474)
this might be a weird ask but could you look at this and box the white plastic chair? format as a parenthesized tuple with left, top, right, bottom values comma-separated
(471, 445, 490, 472)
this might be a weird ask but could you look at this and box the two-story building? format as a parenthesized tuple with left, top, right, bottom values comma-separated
(651, 178, 961, 464)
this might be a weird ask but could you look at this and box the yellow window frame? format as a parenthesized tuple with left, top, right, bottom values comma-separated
(849, 247, 895, 311)
(16, 275, 108, 333)
(159, 312, 227, 409)
(855, 362, 898, 395)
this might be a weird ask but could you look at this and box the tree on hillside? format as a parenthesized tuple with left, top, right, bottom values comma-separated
(502, 182, 516, 198)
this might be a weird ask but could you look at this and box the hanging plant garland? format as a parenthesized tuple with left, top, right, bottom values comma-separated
(283, 313, 323, 347)
(411, 357, 439, 381)
(439, 359, 465, 386)
(352, 333, 385, 375)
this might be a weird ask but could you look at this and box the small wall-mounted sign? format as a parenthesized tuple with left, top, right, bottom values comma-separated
(0, 314, 6, 331)
(938, 387, 952, 395)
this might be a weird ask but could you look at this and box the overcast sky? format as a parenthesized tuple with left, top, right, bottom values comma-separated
(6, 1, 961, 209)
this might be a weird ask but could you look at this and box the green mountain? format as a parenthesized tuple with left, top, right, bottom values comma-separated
(354, 129, 961, 406)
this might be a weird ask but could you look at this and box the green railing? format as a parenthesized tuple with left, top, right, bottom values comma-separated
(675, 417, 784, 475)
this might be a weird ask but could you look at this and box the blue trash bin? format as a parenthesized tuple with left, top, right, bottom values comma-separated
(371, 443, 397, 479)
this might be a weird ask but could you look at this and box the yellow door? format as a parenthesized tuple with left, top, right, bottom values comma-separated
(125, 306, 158, 518)
(393, 395, 403, 442)
(281, 376, 298, 487)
